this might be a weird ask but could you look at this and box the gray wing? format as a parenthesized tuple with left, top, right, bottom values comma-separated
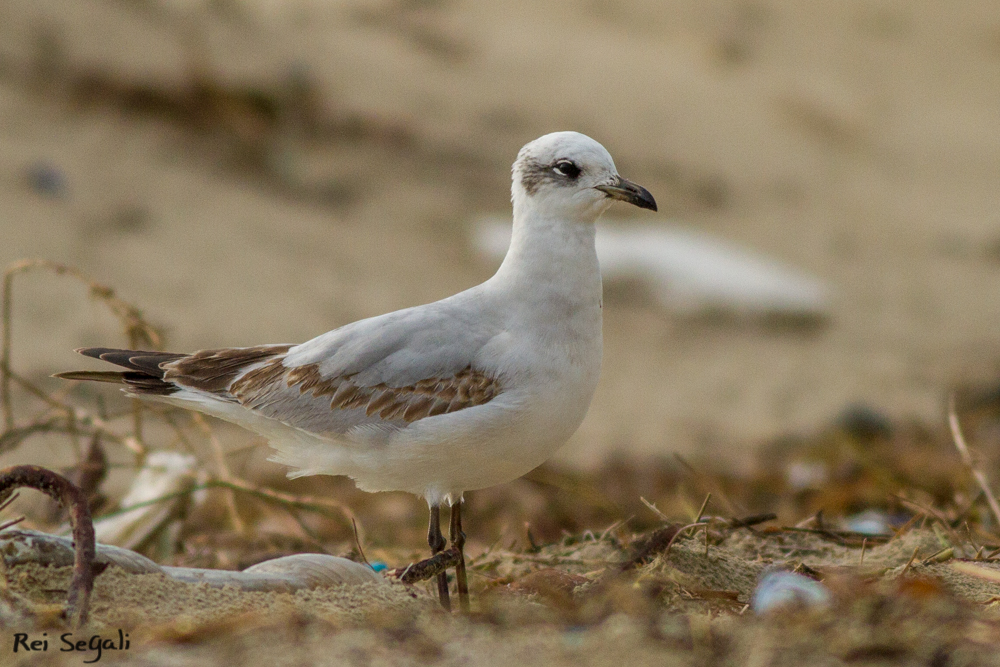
(221, 294, 505, 436)
(61, 291, 506, 438)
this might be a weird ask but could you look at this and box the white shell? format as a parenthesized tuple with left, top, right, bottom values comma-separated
(93, 451, 198, 550)
(751, 570, 831, 613)
(0, 529, 383, 591)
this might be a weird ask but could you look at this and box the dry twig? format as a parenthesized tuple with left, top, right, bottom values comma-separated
(663, 522, 708, 557)
(639, 496, 669, 522)
(2, 258, 161, 431)
(619, 524, 683, 571)
(0, 465, 94, 626)
(190, 413, 245, 533)
(948, 395, 1000, 530)
(725, 513, 777, 529)
(694, 492, 712, 523)
(901, 546, 920, 576)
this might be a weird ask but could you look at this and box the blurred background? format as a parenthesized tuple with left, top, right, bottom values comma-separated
(3, 0, 1000, 551)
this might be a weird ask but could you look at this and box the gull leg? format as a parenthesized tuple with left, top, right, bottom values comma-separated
(449, 499, 470, 613)
(427, 504, 451, 611)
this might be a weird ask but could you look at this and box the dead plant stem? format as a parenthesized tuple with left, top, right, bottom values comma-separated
(948, 395, 1000, 529)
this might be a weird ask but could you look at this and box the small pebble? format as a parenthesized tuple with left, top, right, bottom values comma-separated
(843, 509, 893, 536)
(751, 571, 831, 613)
(835, 403, 893, 441)
(785, 460, 828, 491)
(25, 162, 67, 198)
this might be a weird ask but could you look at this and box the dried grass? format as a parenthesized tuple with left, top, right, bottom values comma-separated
(0, 258, 362, 564)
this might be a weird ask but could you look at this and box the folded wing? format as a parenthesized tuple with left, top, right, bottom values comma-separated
(59, 298, 504, 437)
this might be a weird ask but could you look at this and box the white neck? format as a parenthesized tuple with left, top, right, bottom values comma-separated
(491, 192, 603, 313)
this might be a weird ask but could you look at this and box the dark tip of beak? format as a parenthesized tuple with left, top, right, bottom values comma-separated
(630, 183, 657, 212)
(595, 176, 657, 212)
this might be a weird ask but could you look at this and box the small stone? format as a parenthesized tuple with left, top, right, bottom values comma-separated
(751, 571, 831, 613)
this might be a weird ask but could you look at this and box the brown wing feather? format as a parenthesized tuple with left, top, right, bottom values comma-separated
(64, 346, 501, 425)
(63, 345, 292, 398)
(231, 360, 501, 424)
(164, 346, 292, 394)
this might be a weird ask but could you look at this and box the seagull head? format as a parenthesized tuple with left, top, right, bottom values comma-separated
(511, 131, 657, 221)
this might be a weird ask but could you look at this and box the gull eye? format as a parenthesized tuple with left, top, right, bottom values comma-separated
(553, 160, 581, 179)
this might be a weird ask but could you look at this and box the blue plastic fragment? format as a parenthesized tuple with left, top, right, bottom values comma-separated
(370, 561, 388, 572)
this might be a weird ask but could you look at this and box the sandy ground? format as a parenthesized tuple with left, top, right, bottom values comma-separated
(7, 526, 1000, 665)
(3, 1, 1000, 471)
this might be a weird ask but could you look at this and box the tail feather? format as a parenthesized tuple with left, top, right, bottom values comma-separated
(60, 345, 290, 399)
(52, 370, 126, 383)
(61, 347, 188, 396)
(119, 372, 178, 395)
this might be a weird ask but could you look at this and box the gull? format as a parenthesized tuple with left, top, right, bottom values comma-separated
(56, 131, 657, 611)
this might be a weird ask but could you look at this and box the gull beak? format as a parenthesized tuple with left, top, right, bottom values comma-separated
(595, 175, 657, 211)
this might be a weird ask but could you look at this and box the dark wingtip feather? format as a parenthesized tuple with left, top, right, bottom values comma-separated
(73, 347, 186, 375)
(122, 372, 178, 395)
(77, 347, 110, 360)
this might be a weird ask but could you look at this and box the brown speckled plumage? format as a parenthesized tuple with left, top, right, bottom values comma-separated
(65, 346, 500, 424)
(233, 361, 501, 423)
(165, 345, 293, 394)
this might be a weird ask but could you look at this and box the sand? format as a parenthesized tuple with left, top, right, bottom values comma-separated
(6, 526, 1000, 665)
(1, 0, 1000, 470)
